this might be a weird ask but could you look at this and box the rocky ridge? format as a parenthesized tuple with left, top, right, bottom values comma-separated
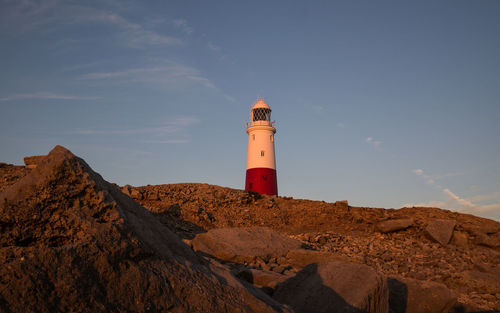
(125, 183, 500, 312)
(0, 147, 499, 312)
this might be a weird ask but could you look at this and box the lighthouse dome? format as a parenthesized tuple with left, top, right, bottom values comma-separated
(250, 98, 272, 123)
(251, 99, 270, 110)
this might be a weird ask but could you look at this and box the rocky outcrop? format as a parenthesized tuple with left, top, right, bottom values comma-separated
(376, 218, 414, 233)
(192, 227, 304, 263)
(23, 155, 46, 168)
(0, 146, 289, 313)
(273, 261, 388, 313)
(425, 219, 456, 246)
(0, 162, 30, 192)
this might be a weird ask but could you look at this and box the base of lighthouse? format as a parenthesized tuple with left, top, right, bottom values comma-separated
(245, 167, 278, 196)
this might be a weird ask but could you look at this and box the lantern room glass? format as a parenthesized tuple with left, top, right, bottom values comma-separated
(252, 108, 271, 122)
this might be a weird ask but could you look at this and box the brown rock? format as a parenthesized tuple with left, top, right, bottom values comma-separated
(336, 200, 349, 210)
(475, 233, 500, 248)
(388, 277, 456, 313)
(376, 218, 414, 233)
(451, 231, 469, 247)
(425, 219, 456, 246)
(285, 249, 348, 269)
(0, 146, 289, 313)
(273, 261, 389, 313)
(192, 227, 303, 263)
(120, 184, 132, 196)
(236, 268, 290, 289)
(457, 270, 500, 294)
(23, 155, 46, 169)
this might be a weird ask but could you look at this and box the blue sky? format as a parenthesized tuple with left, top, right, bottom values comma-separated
(1, 0, 499, 221)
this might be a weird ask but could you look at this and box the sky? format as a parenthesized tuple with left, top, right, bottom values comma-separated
(1, 0, 499, 221)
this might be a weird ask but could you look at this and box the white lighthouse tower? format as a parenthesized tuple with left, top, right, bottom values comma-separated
(245, 98, 278, 195)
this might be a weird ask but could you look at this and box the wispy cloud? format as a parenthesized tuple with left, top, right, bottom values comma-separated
(336, 122, 345, 128)
(412, 169, 424, 176)
(73, 116, 199, 144)
(466, 192, 500, 203)
(207, 42, 221, 52)
(412, 168, 439, 187)
(442, 188, 475, 209)
(0, 92, 100, 102)
(71, 144, 154, 157)
(0, 0, 60, 33)
(365, 137, 381, 149)
(61, 61, 104, 73)
(87, 12, 183, 47)
(173, 19, 193, 35)
(79, 64, 216, 89)
(474, 203, 500, 213)
(207, 41, 230, 61)
(143, 139, 190, 144)
(403, 200, 448, 208)
(1, 2, 182, 47)
(409, 168, 500, 215)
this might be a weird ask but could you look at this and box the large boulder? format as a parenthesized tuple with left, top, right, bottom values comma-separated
(424, 219, 456, 246)
(273, 261, 389, 313)
(192, 227, 303, 263)
(376, 218, 414, 233)
(0, 146, 289, 313)
(388, 277, 456, 313)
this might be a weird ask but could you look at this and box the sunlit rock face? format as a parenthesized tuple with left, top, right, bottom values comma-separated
(0, 146, 288, 313)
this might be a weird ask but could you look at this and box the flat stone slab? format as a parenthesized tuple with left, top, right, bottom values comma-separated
(376, 218, 414, 233)
(192, 227, 303, 263)
(273, 261, 389, 313)
(425, 219, 456, 246)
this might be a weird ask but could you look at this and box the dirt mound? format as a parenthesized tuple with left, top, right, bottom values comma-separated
(0, 146, 288, 313)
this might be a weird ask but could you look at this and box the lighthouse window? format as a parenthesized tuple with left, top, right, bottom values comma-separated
(253, 108, 271, 121)
(261, 151, 265, 157)
(270, 135, 273, 142)
(252, 134, 255, 141)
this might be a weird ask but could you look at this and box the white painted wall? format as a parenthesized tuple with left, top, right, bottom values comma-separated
(246, 125, 276, 170)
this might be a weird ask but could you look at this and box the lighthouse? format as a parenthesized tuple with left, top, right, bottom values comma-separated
(245, 98, 278, 196)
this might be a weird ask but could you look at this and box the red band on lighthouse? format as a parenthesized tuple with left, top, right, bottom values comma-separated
(245, 167, 277, 195)
(245, 98, 278, 196)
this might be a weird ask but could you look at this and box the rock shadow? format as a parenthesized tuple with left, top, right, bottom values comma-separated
(273, 263, 371, 313)
(387, 278, 408, 313)
(150, 208, 207, 240)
